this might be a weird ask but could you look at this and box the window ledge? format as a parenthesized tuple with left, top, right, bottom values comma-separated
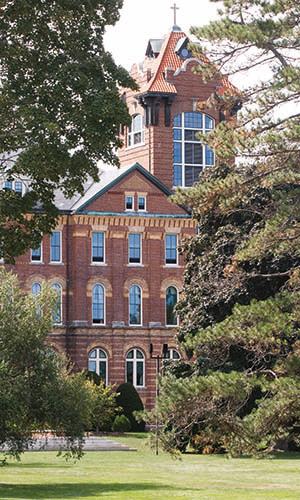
(163, 264, 181, 268)
(126, 142, 145, 151)
(30, 261, 44, 265)
(127, 263, 144, 267)
(49, 262, 64, 265)
(91, 262, 107, 266)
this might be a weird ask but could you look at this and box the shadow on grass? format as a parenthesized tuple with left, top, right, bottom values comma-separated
(0, 482, 176, 498)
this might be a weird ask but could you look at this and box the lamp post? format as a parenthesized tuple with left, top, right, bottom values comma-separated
(150, 342, 168, 455)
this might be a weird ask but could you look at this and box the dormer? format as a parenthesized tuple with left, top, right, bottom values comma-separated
(145, 39, 164, 59)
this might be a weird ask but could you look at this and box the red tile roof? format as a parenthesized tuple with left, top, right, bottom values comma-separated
(137, 30, 237, 96)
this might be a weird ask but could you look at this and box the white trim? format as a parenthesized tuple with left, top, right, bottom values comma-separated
(137, 195, 147, 212)
(92, 283, 106, 326)
(88, 347, 108, 385)
(30, 242, 43, 264)
(125, 194, 134, 211)
(125, 348, 145, 388)
(165, 285, 179, 327)
(50, 230, 62, 264)
(51, 283, 63, 326)
(129, 284, 143, 326)
(165, 233, 178, 266)
(91, 231, 105, 265)
(128, 232, 142, 265)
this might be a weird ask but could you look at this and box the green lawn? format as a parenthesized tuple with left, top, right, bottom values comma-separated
(0, 434, 300, 500)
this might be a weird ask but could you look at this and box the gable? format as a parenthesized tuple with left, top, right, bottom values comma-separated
(76, 167, 188, 216)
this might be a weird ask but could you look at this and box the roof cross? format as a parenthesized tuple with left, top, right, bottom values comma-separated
(171, 2, 179, 26)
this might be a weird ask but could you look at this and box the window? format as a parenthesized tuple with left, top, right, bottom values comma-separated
(125, 195, 134, 211)
(92, 232, 105, 263)
(51, 283, 62, 325)
(88, 348, 108, 385)
(15, 181, 23, 194)
(4, 180, 12, 190)
(138, 196, 146, 211)
(128, 114, 144, 147)
(173, 112, 215, 187)
(50, 231, 61, 263)
(128, 233, 141, 264)
(129, 285, 142, 325)
(126, 348, 145, 387)
(92, 284, 105, 325)
(31, 244, 42, 263)
(32, 282, 41, 296)
(166, 286, 178, 326)
(165, 234, 178, 265)
(166, 348, 181, 360)
(3, 180, 23, 193)
(32, 282, 42, 317)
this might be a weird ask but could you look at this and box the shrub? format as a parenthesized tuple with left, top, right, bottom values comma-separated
(116, 383, 145, 432)
(85, 380, 119, 432)
(112, 414, 131, 433)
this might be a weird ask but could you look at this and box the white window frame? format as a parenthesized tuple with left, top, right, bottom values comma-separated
(125, 195, 134, 211)
(125, 348, 145, 388)
(165, 285, 179, 327)
(88, 347, 108, 385)
(50, 231, 62, 264)
(137, 195, 147, 212)
(92, 283, 106, 326)
(51, 283, 62, 325)
(129, 284, 142, 326)
(127, 114, 145, 148)
(91, 231, 105, 265)
(165, 234, 178, 266)
(31, 243, 43, 264)
(165, 348, 181, 361)
(173, 112, 215, 188)
(128, 233, 142, 265)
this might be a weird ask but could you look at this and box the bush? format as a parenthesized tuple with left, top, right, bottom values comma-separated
(116, 383, 145, 432)
(112, 415, 131, 433)
(85, 380, 119, 432)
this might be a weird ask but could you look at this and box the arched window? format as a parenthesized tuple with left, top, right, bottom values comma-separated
(92, 284, 105, 324)
(166, 348, 181, 360)
(88, 348, 108, 384)
(128, 114, 144, 147)
(166, 286, 178, 326)
(129, 285, 142, 325)
(126, 348, 145, 387)
(173, 111, 215, 187)
(32, 282, 42, 317)
(51, 283, 62, 325)
(32, 282, 41, 295)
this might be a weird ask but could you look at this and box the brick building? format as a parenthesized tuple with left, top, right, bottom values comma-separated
(2, 23, 233, 409)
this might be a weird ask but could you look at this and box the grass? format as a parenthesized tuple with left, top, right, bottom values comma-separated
(0, 433, 300, 499)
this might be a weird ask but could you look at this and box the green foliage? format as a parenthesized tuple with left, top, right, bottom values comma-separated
(116, 383, 145, 432)
(112, 415, 131, 433)
(155, 0, 300, 456)
(0, 0, 137, 260)
(0, 269, 93, 459)
(86, 380, 119, 432)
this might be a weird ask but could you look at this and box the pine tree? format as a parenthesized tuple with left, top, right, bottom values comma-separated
(154, 0, 300, 455)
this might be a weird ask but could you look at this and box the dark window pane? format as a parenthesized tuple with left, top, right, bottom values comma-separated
(185, 143, 203, 165)
(185, 166, 203, 187)
(92, 232, 104, 262)
(126, 361, 134, 384)
(166, 286, 178, 325)
(31, 246, 41, 261)
(99, 361, 107, 382)
(129, 285, 141, 324)
(88, 360, 96, 372)
(92, 285, 104, 324)
(138, 197, 145, 210)
(184, 130, 200, 142)
(136, 361, 144, 386)
(50, 232, 61, 262)
(15, 181, 23, 193)
(125, 196, 133, 210)
(165, 235, 177, 264)
(129, 234, 141, 263)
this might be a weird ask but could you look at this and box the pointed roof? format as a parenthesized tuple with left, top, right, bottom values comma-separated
(137, 29, 237, 96)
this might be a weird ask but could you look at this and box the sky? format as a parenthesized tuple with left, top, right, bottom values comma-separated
(104, 0, 219, 70)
